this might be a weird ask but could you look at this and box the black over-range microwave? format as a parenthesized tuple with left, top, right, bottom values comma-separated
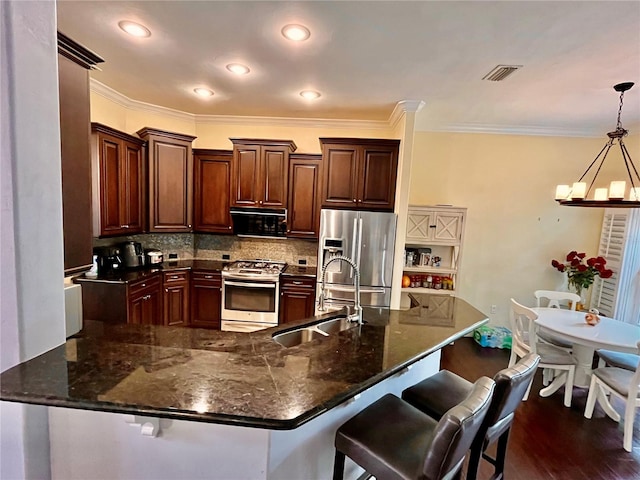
(230, 207, 287, 238)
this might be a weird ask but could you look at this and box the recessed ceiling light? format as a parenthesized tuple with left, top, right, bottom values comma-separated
(282, 24, 310, 42)
(300, 90, 321, 100)
(193, 88, 214, 97)
(226, 63, 250, 75)
(118, 20, 151, 38)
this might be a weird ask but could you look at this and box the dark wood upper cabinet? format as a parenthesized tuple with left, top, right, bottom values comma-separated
(287, 154, 322, 239)
(320, 138, 400, 211)
(91, 123, 145, 237)
(193, 149, 233, 233)
(57, 32, 103, 273)
(137, 128, 197, 232)
(230, 138, 297, 208)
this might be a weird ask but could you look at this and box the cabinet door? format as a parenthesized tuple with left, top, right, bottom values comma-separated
(262, 146, 288, 208)
(164, 283, 190, 326)
(358, 145, 398, 211)
(144, 288, 164, 325)
(122, 140, 144, 233)
(232, 145, 261, 207)
(280, 277, 316, 324)
(190, 272, 222, 329)
(98, 134, 126, 236)
(138, 128, 196, 233)
(321, 144, 359, 208)
(287, 156, 321, 239)
(406, 210, 434, 243)
(194, 151, 233, 233)
(432, 212, 464, 243)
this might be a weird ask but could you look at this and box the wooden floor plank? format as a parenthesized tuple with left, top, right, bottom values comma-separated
(440, 338, 640, 479)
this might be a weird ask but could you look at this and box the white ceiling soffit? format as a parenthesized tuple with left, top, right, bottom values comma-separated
(58, 1, 640, 138)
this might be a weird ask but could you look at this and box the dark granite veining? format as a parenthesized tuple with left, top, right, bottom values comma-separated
(0, 295, 487, 430)
(282, 265, 317, 277)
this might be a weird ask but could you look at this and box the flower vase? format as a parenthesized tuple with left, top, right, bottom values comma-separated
(568, 285, 586, 311)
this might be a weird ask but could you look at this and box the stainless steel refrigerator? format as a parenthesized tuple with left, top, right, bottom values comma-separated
(316, 209, 397, 310)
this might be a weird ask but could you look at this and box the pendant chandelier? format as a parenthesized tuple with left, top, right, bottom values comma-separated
(555, 82, 639, 208)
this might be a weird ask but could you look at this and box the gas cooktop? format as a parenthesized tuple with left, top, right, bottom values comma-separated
(222, 260, 287, 279)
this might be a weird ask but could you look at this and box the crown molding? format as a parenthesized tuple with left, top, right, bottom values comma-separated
(388, 100, 426, 129)
(419, 122, 603, 138)
(90, 79, 391, 130)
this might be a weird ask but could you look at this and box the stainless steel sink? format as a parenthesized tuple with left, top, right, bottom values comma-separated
(273, 328, 328, 348)
(316, 317, 358, 334)
(273, 316, 360, 348)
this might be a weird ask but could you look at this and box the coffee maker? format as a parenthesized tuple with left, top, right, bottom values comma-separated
(93, 246, 123, 273)
(119, 241, 146, 269)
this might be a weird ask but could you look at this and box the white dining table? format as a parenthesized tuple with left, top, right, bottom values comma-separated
(532, 307, 640, 387)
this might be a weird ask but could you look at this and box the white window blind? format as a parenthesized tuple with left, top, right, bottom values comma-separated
(591, 209, 640, 325)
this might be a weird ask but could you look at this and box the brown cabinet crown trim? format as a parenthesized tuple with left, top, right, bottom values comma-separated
(57, 31, 104, 69)
(91, 123, 145, 146)
(289, 153, 322, 161)
(136, 127, 197, 143)
(192, 149, 232, 157)
(230, 138, 297, 152)
(319, 137, 400, 148)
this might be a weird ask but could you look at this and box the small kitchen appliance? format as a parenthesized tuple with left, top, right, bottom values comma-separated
(119, 241, 145, 269)
(93, 246, 123, 273)
(221, 260, 287, 332)
(145, 248, 164, 265)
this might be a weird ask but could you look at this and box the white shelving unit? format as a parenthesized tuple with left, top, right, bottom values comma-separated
(401, 205, 466, 297)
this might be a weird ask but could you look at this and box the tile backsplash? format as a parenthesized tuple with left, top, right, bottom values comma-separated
(94, 233, 318, 266)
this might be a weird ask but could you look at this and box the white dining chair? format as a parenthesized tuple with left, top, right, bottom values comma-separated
(509, 298, 577, 407)
(584, 340, 640, 452)
(534, 290, 580, 351)
(596, 349, 640, 371)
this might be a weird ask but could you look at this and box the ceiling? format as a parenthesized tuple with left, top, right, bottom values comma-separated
(56, 1, 640, 136)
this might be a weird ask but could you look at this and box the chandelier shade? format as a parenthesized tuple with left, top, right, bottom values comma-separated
(556, 82, 640, 208)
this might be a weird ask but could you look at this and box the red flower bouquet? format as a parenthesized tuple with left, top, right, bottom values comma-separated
(551, 251, 613, 298)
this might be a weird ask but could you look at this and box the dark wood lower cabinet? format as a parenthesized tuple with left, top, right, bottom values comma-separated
(280, 276, 316, 324)
(190, 271, 222, 329)
(128, 277, 163, 325)
(163, 271, 190, 326)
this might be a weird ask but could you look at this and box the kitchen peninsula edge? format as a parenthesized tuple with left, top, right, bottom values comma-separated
(0, 294, 487, 479)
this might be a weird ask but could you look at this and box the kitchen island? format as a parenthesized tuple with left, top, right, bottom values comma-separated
(0, 294, 487, 480)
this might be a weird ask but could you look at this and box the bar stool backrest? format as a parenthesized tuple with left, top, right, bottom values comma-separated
(422, 376, 495, 479)
(484, 353, 540, 440)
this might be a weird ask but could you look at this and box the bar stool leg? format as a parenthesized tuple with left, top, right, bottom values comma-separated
(333, 451, 346, 480)
(491, 429, 510, 480)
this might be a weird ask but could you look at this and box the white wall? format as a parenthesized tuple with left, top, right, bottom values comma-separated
(1, 0, 67, 478)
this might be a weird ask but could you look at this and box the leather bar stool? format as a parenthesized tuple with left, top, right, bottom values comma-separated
(333, 377, 495, 480)
(402, 353, 540, 480)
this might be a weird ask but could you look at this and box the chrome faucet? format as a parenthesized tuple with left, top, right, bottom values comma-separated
(317, 255, 363, 325)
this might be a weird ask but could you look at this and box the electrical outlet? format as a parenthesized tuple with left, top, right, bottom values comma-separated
(298, 258, 307, 265)
(168, 253, 178, 259)
(490, 304, 498, 314)
(222, 253, 230, 260)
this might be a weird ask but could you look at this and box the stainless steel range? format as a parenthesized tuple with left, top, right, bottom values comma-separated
(221, 260, 287, 332)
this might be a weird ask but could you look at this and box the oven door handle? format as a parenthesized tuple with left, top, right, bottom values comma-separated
(224, 280, 277, 289)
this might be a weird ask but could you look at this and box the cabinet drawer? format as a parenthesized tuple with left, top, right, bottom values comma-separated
(192, 271, 221, 284)
(281, 277, 316, 290)
(128, 275, 161, 296)
(163, 270, 189, 284)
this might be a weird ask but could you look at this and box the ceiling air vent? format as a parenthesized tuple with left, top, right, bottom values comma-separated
(482, 65, 522, 82)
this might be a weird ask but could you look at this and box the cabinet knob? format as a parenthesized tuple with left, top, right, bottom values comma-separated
(205, 275, 213, 279)
(358, 199, 362, 203)
(228, 226, 232, 229)
(292, 281, 303, 285)
(259, 201, 263, 205)
(352, 199, 357, 202)
(165, 288, 169, 293)
(141, 283, 146, 287)
(188, 224, 192, 228)
(170, 275, 178, 279)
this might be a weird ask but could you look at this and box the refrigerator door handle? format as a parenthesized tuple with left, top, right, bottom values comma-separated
(357, 218, 363, 266)
(351, 218, 358, 277)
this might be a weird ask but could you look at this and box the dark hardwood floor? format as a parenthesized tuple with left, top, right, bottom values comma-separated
(440, 338, 640, 480)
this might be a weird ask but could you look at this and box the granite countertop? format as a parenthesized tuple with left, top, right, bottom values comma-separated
(74, 259, 227, 283)
(282, 265, 317, 277)
(0, 294, 487, 430)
